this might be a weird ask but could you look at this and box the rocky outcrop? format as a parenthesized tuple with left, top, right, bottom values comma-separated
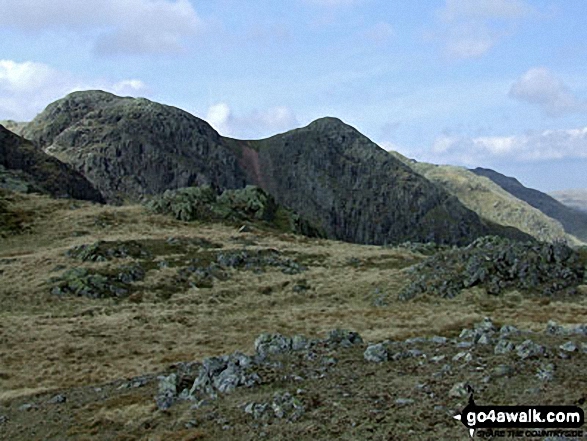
(472, 167, 587, 242)
(24, 91, 247, 204)
(0, 124, 103, 202)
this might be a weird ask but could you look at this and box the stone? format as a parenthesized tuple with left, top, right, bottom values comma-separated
(453, 352, 473, 363)
(47, 394, 66, 404)
(491, 364, 513, 378)
(364, 343, 388, 363)
(155, 373, 177, 410)
(545, 320, 567, 336)
(449, 382, 470, 399)
(559, 341, 577, 352)
(327, 329, 363, 347)
(536, 363, 555, 382)
(494, 339, 516, 355)
(254, 333, 292, 357)
(499, 325, 520, 336)
(291, 335, 310, 351)
(476, 334, 492, 345)
(516, 340, 545, 359)
(0, 415, 8, 425)
(430, 355, 446, 363)
(430, 336, 448, 345)
(395, 398, 414, 406)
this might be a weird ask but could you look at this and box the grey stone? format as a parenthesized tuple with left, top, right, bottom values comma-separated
(327, 329, 363, 347)
(0, 415, 8, 425)
(456, 341, 473, 349)
(47, 394, 66, 404)
(291, 335, 310, 351)
(395, 398, 414, 406)
(536, 363, 555, 382)
(453, 351, 472, 363)
(19, 403, 35, 411)
(430, 336, 448, 345)
(559, 341, 577, 352)
(494, 339, 516, 355)
(491, 364, 513, 378)
(475, 317, 496, 334)
(517, 340, 545, 359)
(500, 325, 520, 336)
(364, 343, 388, 363)
(545, 320, 567, 336)
(430, 355, 446, 363)
(449, 382, 470, 399)
(254, 333, 292, 357)
(156, 373, 177, 410)
(405, 337, 427, 345)
(476, 334, 492, 345)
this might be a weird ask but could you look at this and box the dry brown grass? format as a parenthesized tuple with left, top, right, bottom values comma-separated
(2, 193, 587, 403)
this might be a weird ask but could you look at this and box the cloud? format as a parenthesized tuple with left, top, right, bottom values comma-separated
(432, 0, 534, 59)
(426, 127, 587, 165)
(0, 59, 147, 120)
(509, 67, 587, 116)
(0, 0, 203, 56)
(205, 102, 298, 138)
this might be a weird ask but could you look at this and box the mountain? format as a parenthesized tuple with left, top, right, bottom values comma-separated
(22, 90, 530, 246)
(471, 168, 587, 243)
(389, 153, 579, 244)
(21, 91, 247, 204)
(0, 124, 103, 202)
(549, 189, 587, 214)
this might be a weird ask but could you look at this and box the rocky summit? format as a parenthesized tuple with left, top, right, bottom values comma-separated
(22, 91, 530, 246)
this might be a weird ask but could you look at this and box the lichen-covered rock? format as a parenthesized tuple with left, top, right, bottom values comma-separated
(399, 236, 585, 300)
(494, 339, 516, 355)
(254, 334, 292, 357)
(51, 265, 144, 299)
(364, 343, 388, 363)
(516, 340, 545, 359)
(327, 329, 363, 348)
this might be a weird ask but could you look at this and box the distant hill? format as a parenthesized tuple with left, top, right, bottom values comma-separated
(471, 168, 587, 243)
(20, 90, 531, 246)
(0, 124, 103, 203)
(549, 189, 587, 214)
(389, 153, 578, 244)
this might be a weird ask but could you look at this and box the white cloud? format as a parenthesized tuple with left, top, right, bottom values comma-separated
(0, 59, 148, 121)
(0, 0, 203, 56)
(509, 67, 587, 116)
(205, 102, 298, 138)
(427, 127, 587, 165)
(432, 0, 534, 59)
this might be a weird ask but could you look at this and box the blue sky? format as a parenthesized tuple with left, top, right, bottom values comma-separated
(1, 0, 586, 192)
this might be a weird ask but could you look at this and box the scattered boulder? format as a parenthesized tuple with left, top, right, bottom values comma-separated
(516, 340, 545, 360)
(364, 343, 389, 363)
(244, 392, 305, 422)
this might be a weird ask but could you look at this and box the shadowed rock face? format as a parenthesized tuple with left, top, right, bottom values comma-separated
(24, 91, 247, 204)
(244, 118, 518, 245)
(23, 91, 527, 245)
(472, 167, 587, 242)
(0, 124, 103, 202)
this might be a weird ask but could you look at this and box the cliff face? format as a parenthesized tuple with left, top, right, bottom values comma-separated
(472, 167, 587, 242)
(0, 124, 103, 202)
(21, 91, 530, 245)
(243, 118, 511, 245)
(23, 91, 247, 203)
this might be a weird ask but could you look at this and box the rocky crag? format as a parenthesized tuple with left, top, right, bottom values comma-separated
(0, 124, 103, 202)
(22, 91, 529, 246)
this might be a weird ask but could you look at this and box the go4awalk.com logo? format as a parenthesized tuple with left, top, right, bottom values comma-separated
(453, 387, 584, 438)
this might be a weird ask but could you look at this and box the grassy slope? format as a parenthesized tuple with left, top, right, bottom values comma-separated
(390, 152, 583, 246)
(1, 193, 586, 440)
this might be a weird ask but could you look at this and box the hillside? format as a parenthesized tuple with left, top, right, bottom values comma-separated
(389, 152, 579, 244)
(550, 189, 587, 214)
(0, 191, 586, 440)
(20, 90, 527, 246)
(0, 124, 103, 203)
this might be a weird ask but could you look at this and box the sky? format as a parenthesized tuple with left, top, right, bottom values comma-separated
(1, 0, 586, 192)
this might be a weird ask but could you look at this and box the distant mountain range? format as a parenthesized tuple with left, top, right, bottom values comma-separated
(4, 90, 586, 246)
(549, 189, 587, 214)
